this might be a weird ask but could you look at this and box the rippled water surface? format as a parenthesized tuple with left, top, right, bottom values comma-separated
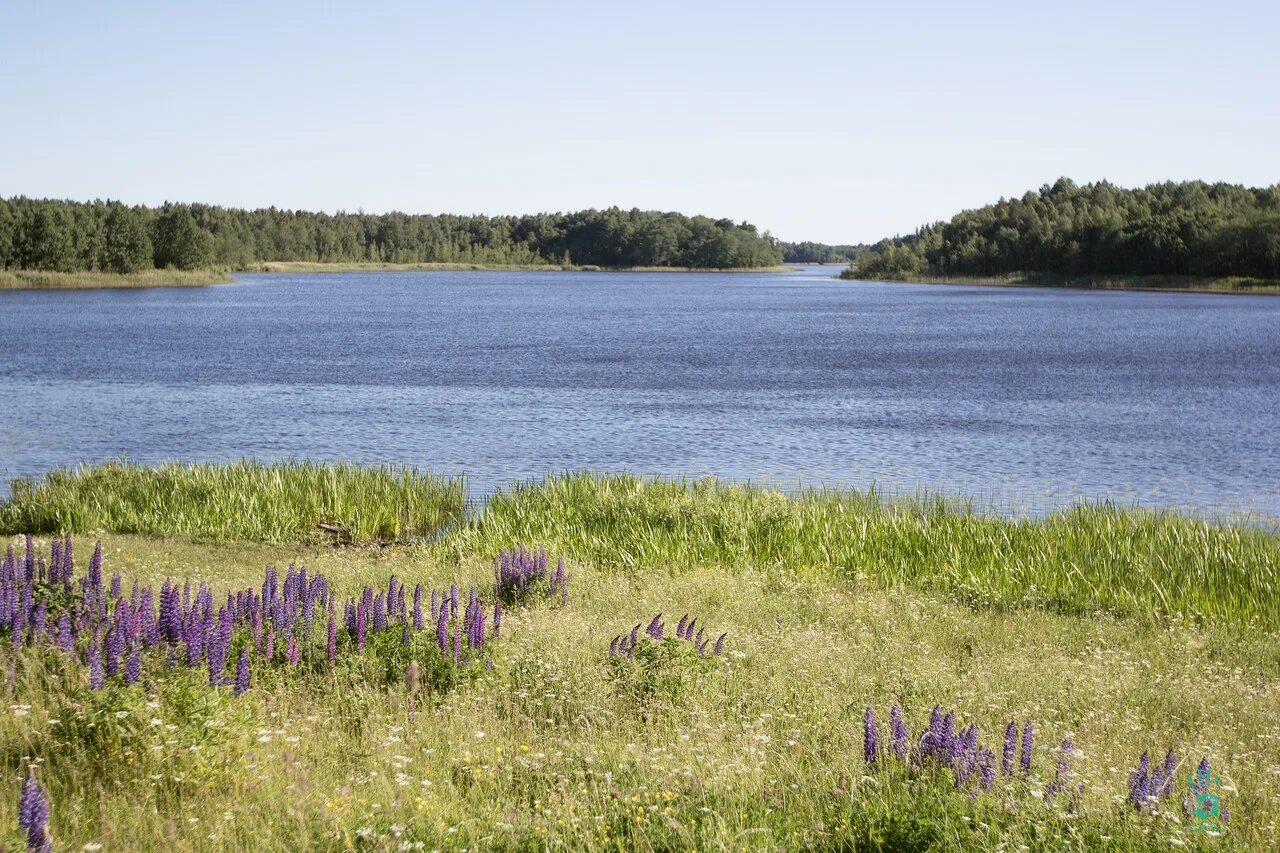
(1, 266, 1277, 517)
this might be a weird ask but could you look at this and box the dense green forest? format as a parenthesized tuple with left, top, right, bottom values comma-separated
(0, 198, 783, 272)
(851, 179, 1280, 280)
(778, 240, 865, 264)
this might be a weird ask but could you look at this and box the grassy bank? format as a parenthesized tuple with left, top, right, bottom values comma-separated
(0, 268, 232, 290)
(255, 260, 792, 275)
(460, 473, 1280, 631)
(0, 460, 467, 543)
(1, 464, 1276, 849)
(839, 269, 1280, 295)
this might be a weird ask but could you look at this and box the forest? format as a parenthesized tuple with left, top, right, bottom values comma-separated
(0, 198, 783, 272)
(851, 179, 1280, 281)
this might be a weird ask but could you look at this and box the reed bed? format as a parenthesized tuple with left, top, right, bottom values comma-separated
(0, 461, 467, 544)
(462, 473, 1280, 630)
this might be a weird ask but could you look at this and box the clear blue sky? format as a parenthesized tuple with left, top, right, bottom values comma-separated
(2, 1, 1276, 243)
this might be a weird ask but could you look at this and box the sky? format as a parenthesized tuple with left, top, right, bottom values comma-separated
(1, 1, 1277, 244)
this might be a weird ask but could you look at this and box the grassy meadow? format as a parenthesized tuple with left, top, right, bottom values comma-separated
(0, 463, 1276, 850)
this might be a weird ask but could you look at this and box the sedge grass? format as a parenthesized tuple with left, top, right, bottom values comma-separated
(459, 473, 1280, 631)
(0, 460, 466, 544)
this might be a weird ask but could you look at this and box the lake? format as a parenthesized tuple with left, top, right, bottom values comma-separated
(1, 266, 1277, 518)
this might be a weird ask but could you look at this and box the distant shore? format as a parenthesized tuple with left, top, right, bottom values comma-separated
(0, 262, 796, 291)
(0, 269, 233, 291)
(839, 269, 1280, 295)
(253, 260, 795, 275)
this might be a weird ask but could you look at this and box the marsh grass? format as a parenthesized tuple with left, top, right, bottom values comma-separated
(460, 473, 1280, 630)
(0, 460, 467, 544)
(0, 269, 231, 290)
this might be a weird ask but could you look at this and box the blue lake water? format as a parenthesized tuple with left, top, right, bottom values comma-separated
(1, 266, 1278, 518)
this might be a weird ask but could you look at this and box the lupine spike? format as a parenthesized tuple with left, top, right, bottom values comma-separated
(1020, 720, 1034, 774)
(234, 648, 250, 696)
(18, 770, 51, 853)
(863, 706, 879, 765)
(1002, 721, 1018, 776)
(890, 703, 908, 761)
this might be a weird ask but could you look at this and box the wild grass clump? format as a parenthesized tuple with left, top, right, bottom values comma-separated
(0, 460, 466, 543)
(463, 473, 1280, 629)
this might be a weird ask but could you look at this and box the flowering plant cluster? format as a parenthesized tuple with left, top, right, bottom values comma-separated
(1, 537, 510, 700)
(494, 545, 568, 607)
(608, 612, 726, 660)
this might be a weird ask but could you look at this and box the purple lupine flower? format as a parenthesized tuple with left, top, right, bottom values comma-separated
(124, 645, 141, 686)
(890, 703, 908, 761)
(1159, 749, 1177, 798)
(628, 623, 641, 650)
(1001, 722, 1018, 776)
(105, 626, 123, 677)
(1192, 757, 1211, 795)
(373, 594, 386, 631)
(675, 614, 688, 639)
(235, 648, 250, 696)
(286, 634, 301, 666)
(713, 632, 727, 656)
(402, 623, 411, 646)
(88, 642, 103, 689)
(940, 712, 955, 760)
(56, 612, 73, 653)
(18, 770, 51, 853)
(24, 535, 35, 581)
(645, 613, 663, 641)
(1020, 721, 1034, 774)
(863, 706, 879, 765)
(609, 636, 620, 656)
(925, 705, 944, 758)
(450, 584, 458, 617)
(978, 747, 996, 790)
(327, 615, 337, 663)
(356, 601, 368, 652)
(413, 584, 423, 630)
(1128, 751, 1151, 811)
(684, 618, 696, 642)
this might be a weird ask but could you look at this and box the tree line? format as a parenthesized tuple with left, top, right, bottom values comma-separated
(0, 198, 784, 272)
(852, 179, 1280, 280)
(778, 241, 866, 264)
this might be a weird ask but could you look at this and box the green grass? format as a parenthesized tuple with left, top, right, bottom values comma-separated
(839, 269, 1280, 294)
(0, 269, 232, 290)
(0, 460, 467, 544)
(458, 473, 1280, 631)
(0, 531, 1274, 851)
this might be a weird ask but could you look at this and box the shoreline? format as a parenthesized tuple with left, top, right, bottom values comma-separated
(0, 268, 233, 291)
(0, 262, 797, 291)
(252, 260, 795, 275)
(839, 270, 1280, 295)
